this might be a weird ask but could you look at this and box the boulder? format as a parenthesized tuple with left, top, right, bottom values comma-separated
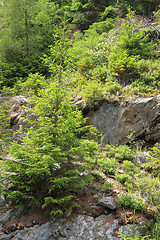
(135, 152, 152, 165)
(98, 197, 116, 210)
(3, 95, 37, 141)
(10, 95, 30, 132)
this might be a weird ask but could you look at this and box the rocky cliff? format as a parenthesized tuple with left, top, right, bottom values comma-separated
(86, 96, 160, 145)
(4, 95, 160, 146)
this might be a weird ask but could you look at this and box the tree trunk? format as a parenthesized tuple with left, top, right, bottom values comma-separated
(25, 2, 29, 57)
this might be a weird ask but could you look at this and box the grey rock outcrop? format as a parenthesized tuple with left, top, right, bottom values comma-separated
(2, 95, 160, 145)
(0, 214, 120, 240)
(0, 207, 24, 225)
(10, 96, 29, 131)
(86, 96, 160, 144)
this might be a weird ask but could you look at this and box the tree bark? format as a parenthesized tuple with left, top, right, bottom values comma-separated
(25, 2, 29, 57)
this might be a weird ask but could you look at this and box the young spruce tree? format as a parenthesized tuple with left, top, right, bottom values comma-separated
(2, 19, 98, 217)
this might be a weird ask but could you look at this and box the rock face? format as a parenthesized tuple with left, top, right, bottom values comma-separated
(86, 96, 160, 144)
(0, 214, 120, 240)
(2, 95, 160, 145)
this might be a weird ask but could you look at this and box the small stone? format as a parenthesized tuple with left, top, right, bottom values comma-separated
(117, 169, 124, 174)
(4, 223, 17, 234)
(93, 194, 99, 198)
(79, 170, 89, 176)
(113, 190, 120, 194)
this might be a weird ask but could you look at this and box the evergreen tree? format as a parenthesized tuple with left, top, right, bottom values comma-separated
(2, 21, 98, 217)
(2, 84, 98, 216)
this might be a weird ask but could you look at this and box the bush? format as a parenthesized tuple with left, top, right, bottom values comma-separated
(124, 182, 134, 193)
(92, 170, 104, 180)
(143, 144, 160, 177)
(122, 160, 134, 173)
(137, 59, 160, 85)
(117, 193, 146, 212)
(103, 78, 122, 96)
(98, 153, 117, 174)
(129, 80, 156, 95)
(99, 6, 118, 21)
(103, 144, 116, 157)
(90, 19, 115, 34)
(67, 27, 108, 81)
(115, 145, 134, 162)
(81, 79, 103, 106)
(19, 73, 49, 96)
(107, 12, 156, 83)
(115, 173, 132, 184)
(136, 176, 160, 207)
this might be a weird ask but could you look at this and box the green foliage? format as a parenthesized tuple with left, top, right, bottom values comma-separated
(0, 0, 159, 93)
(2, 84, 98, 215)
(0, 0, 58, 88)
(19, 73, 49, 96)
(2, 25, 99, 214)
(98, 152, 117, 174)
(99, 6, 118, 21)
(136, 175, 160, 207)
(2, 20, 99, 216)
(80, 79, 103, 106)
(124, 182, 134, 193)
(137, 59, 160, 86)
(118, 226, 148, 240)
(129, 80, 156, 95)
(117, 193, 146, 212)
(118, 208, 148, 240)
(118, 0, 159, 16)
(43, 20, 71, 80)
(122, 160, 134, 173)
(0, 0, 160, 232)
(92, 170, 104, 180)
(115, 158, 136, 192)
(68, 8, 159, 97)
(71, 0, 109, 29)
(90, 18, 115, 34)
(103, 144, 116, 157)
(142, 144, 160, 177)
(107, 12, 156, 83)
(0, 60, 24, 88)
(0, 102, 11, 155)
(108, 47, 138, 79)
(115, 173, 132, 184)
(115, 145, 134, 162)
(103, 77, 122, 96)
(67, 27, 108, 80)
(148, 214, 160, 240)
